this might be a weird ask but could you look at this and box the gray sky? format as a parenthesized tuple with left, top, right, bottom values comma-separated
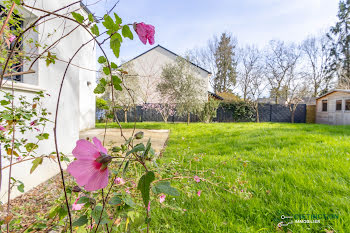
(86, 0, 339, 65)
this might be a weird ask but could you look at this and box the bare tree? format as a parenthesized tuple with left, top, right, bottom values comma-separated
(247, 71, 266, 123)
(187, 35, 218, 88)
(301, 34, 334, 96)
(284, 81, 310, 123)
(238, 45, 261, 101)
(264, 40, 300, 104)
(102, 66, 139, 123)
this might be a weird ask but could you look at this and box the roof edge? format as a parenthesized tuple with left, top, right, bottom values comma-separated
(316, 89, 350, 100)
(121, 45, 212, 75)
(80, 1, 99, 22)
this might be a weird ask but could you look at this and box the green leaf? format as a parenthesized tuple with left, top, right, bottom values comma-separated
(94, 83, 105, 94)
(114, 13, 122, 25)
(112, 33, 123, 43)
(36, 133, 49, 140)
(48, 205, 60, 219)
(73, 215, 88, 227)
(103, 66, 110, 75)
(98, 56, 107, 64)
(109, 196, 122, 205)
(112, 146, 121, 152)
(100, 78, 107, 86)
(17, 183, 24, 193)
(71, 12, 84, 24)
(25, 143, 38, 152)
(123, 159, 130, 175)
(2, 114, 13, 120)
(126, 143, 145, 156)
(137, 171, 155, 207)
(0, 100, 10, 105)
(112, 75, 122, 91)
(91, 205, 109, 225)
(110, 35, 121, 58)
(91, 24, 100, 36)
(102, 15, 115, 30)
(122, 25, 133, 40)
(122, 195, 136, 208)
(30, 157, 43, 174)
(142, 139, 151, 158)
(13, 0, 21, 5)
(58, 206, 68, 220)
(76, 196, 90, 204)
(111, 62, 118, 69)
(152, 181, 180, 196)
(88, 13, 94, 22)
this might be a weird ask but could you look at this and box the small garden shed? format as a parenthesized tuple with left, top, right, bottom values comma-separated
(316, 89, 350, 125)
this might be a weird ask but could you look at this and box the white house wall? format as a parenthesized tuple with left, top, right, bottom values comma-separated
(126, 46, 209, 104)
(0, 0, 96, 203)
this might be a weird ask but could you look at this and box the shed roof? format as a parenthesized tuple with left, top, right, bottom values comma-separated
(316, 89, 350, 100)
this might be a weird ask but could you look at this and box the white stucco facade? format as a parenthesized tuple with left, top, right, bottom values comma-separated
(123, 45, 211, 104)
(0, 0, 96, 203)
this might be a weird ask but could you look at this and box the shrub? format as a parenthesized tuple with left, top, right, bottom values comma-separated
(198, 99, 220, 123)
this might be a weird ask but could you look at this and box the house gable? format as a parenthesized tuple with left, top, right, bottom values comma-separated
(120, 45, 210, 104)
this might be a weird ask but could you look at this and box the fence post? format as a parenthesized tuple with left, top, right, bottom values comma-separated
(269, 104, 272, 122)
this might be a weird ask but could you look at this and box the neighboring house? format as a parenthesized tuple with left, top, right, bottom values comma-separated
(0, 1, 96, 202)
(120, 45, 211, 104)
(208, 91, 224, 101)
(316, 89, 350, 125)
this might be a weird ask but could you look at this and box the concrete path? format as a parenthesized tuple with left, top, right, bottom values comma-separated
(79, 128, 170, 154)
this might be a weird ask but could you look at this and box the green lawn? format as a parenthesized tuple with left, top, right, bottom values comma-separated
(96, 122, 350, 232)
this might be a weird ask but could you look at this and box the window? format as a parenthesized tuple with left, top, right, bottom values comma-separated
(346, 99, 350, 111)
(0, 5, 23, 82)
(336, 100, 342, 111)
(322, 100, 328, 112)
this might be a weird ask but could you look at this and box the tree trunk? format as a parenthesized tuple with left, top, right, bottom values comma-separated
(291, 111, 295, 123)
(256, 106, 260, 123)
(187, 112, 190, 125)
(124, 111, 128, 123)
(164, 117, 168, 124)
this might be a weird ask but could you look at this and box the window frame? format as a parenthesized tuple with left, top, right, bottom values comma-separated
(345, 99, 350, 111)
(0, 4, 24, 82)
(322, 99, 328, 112)
(336, 100, 342, 111)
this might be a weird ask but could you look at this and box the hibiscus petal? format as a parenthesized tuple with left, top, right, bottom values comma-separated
(72, 139, 99, 160)
(67, 160, 96, 186)
(93, 137, 108, 154)
(84, 168, 109, 191)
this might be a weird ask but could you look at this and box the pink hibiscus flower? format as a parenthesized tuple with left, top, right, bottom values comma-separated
(67, 137, 111, 191)
(9, 34, 16, 42)
(159, 194, 166, 203)
(134, 22, 155, 45)
(0, 125, 6, 131)
(72, 197, 85, 210)
(114, 177, 125, 185)
(147, 201, 151, 212)
(197, 190, 202, 197)
(194, 175, 200, 183)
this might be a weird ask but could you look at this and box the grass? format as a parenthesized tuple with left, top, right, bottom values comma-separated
(96, 122, 350, 232)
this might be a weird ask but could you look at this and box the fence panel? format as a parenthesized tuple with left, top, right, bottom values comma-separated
(97, 103, 307, 123)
